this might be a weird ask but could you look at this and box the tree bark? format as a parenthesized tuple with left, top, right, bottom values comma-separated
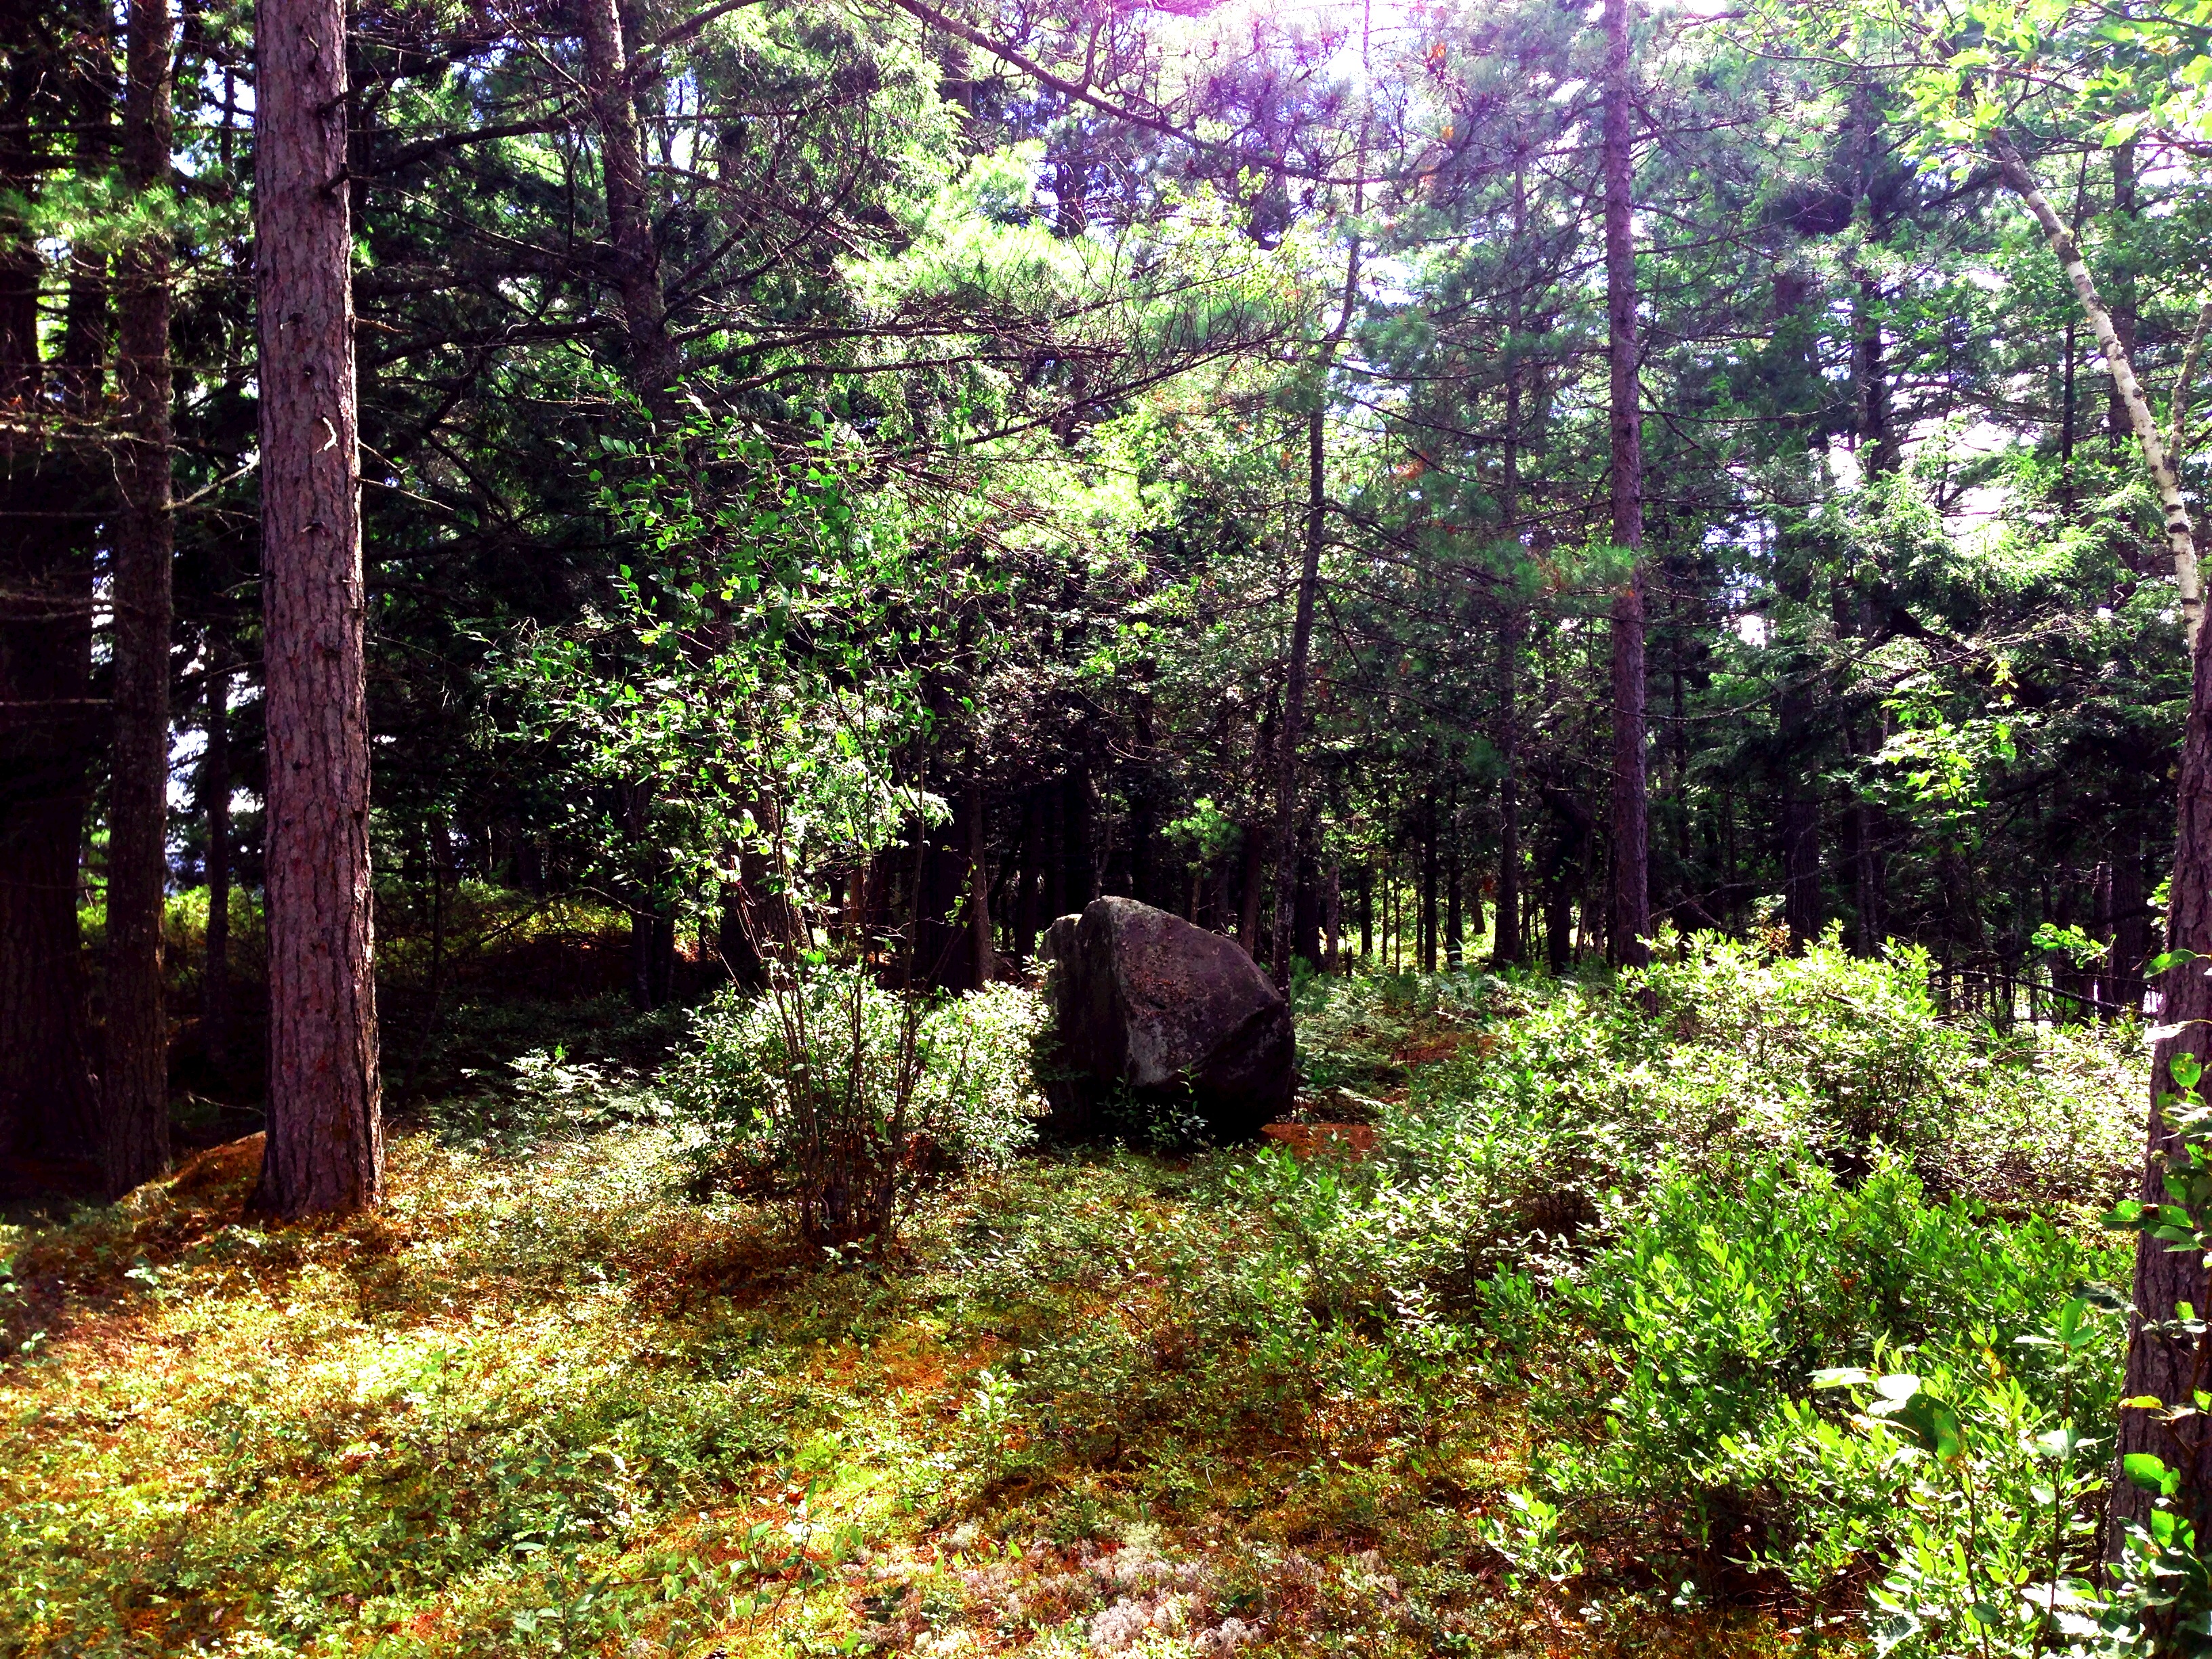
(0, 6, 105, 1168)
(253, 0, 383, 1216)
(1991, 130, 2198, 643)
(577, 0, 679, 409)
(1979, 126, 2212, 1540)
(2111, 826, 2149, 1015)
(1324, 855, 1340, 973)
(1494, 247, 1526, 967)
(1270, 227, 1360, 989)
(102, 0, 178, 1193)
(966, 773, 994, 987)
(2123, 613, 2212, 1545)
(202, 639, 232, 1069)
(1602, 0, 1649, 968)
(1270, 402, 1328, 988)
(1420, 785, 1439, 975)
(1445, 801, 1463, 971)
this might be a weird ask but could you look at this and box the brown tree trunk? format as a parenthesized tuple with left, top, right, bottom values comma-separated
(253, 0, 382, 1216)
(102, 0, 177, 1193)
(1013, 788, 1041, 961)
(1324, 855, 1340, 973)
(1420, 787, 1438, 975)
(2111, 827, 2148, 1015)
(0, 7, 105, 1168)
(1445, 804, 1463, 970)
(1980, 126, 2212, 1539)
(1494, 607, 1523, 968)
(1063, 762, 1094, 907)
(2124, 613, 2212, 1545)
(1493, 289, 1525, 968)
(966, 774, 994, 987)
(1237, 824, 1269, 962)
(202, 639, 232, 1069)
(1271, 403, 1328, 989)
(1849, 797, 1883, 959)
(1601, 0, 1649, 968)
(577, 0, 678, 409)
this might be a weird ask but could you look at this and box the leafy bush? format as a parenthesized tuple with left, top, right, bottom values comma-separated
(665, 972, 1044, 1243)
(1263, 935, 2152, 1649)
(1538, 1153, 2126, 1575)
(1268, 933, 2142, 1324)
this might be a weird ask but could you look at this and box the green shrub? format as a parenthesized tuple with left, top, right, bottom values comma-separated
(664, 972, 1044, 1242)
(1538, 1153, 2126, 1565)
(1266, 935, 2150, 1649)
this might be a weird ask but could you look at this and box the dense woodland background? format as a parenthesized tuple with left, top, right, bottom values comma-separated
(6, 0, 2212, 1650)
(7, 0, 2209, 1154)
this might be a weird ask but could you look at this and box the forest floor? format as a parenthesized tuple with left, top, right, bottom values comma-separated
(0, 1098, 1798, 1656)
(0, 948, 2139, 1659)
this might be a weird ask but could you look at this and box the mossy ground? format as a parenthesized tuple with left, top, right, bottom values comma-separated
(0, 1109, 1811, 1658)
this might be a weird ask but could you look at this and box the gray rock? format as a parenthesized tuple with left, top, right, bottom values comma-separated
(1038, 897, 1294, 1139)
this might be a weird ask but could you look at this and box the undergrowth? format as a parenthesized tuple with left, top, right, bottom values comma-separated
(0, 933, 2152, 1658)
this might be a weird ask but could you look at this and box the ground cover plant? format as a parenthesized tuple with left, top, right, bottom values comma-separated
(0, 936, 2166, 1658)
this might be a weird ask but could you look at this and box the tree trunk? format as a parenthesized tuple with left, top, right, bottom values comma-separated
(253, 0, 382, 1216)
(1237, 823, 1269, 962)
(0, 11, 105, 1169)
(1982, 127, 2212, 1539)
(2111, 826, 2148, 1015)
(1991, 131, 2198, 643)
(717, 878, 767, 990)
(650, 908, 676, 1004)
(2123, 611, 2212, 1546)
(102, 0, 177, 1193)
(1324, 855, 1340, 973)
(1493, 160, 1528, 969)
(1271, 402, 1328, 989)
(1849, 798, 1882, 960)
(966, 774, 994, 987)
(1063, 762, 1094, 907)
(1601, 0, 1649, 968)
(1494, 612, 1523, 968)
(1420, 787, 1439, 974)
(1852, 277, 1900, 479)
(577, 0, 678, 408)
(202, 640, 232, 1069)
(1014, 787, 1042, 960)
(1446, 812, 1463, 971)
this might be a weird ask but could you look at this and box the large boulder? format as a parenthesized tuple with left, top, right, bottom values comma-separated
(1038, 897, 1294, 1140)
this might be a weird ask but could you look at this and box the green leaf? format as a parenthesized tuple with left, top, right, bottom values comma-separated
(2123, 1452, 2179, 1497)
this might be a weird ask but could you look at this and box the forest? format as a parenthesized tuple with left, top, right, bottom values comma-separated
(3, 0, 2212, 1651)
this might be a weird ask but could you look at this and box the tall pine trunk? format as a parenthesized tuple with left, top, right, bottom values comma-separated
(1493, 169, 1528, 968)
(1601, 0, 1649, 968)
(103, 0, 177, 1193)
(0, 8, 106, 1168)
(966, 773, 994, 987)
(1270, 226, 1359, 987)
(202, 640, 232, 1070)
(253, 0, 382, 1216)
(1270, 402, 1328, 987)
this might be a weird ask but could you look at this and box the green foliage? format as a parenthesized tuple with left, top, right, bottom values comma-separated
(664, 977, 1046, 1240)
(1267, 939, 2148, 1651)
(1540, 1158, 2124, 1586)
